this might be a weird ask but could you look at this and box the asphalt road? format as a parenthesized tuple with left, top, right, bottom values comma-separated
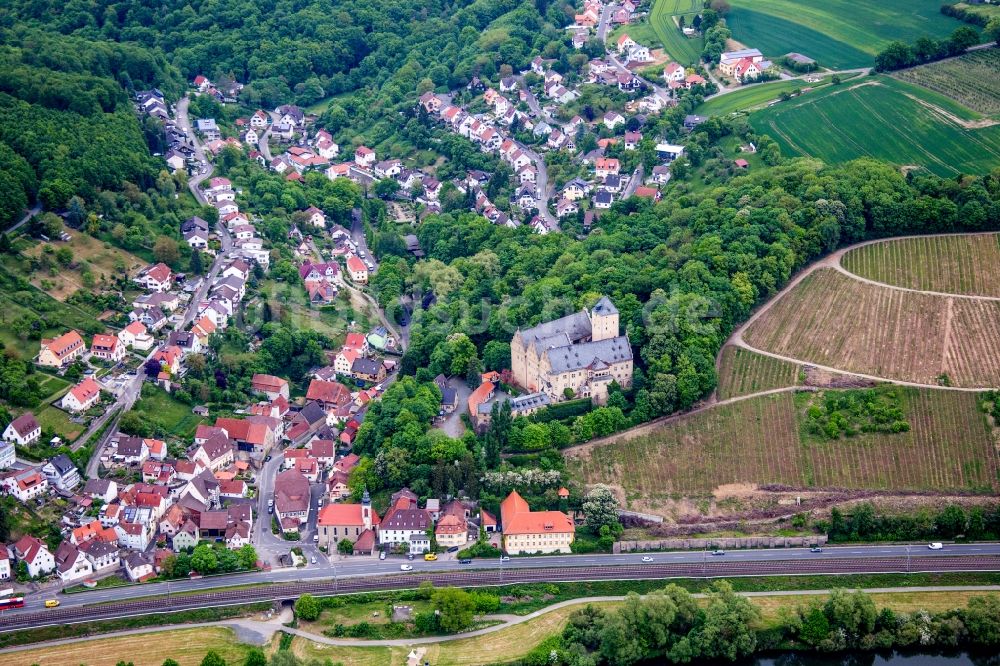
(4, 543, 998, 621)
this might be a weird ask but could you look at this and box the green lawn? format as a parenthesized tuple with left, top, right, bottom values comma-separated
(726, 0, 972, 69)
(132, 384, 206, 440)
(749, 77, 1000, 176)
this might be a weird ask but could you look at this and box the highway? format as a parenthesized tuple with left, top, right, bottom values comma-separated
(2, 544, 998, 632)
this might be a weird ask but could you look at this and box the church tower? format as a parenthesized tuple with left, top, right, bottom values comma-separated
(589, 296, 619, 342)
(362, 488, 372, 531)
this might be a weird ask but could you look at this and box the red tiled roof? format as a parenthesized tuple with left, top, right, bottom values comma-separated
(500, 490, 574, 536)
(42, 330, 84, 358)
(68, 377, 101, 405)
(317, 503, 380, 527)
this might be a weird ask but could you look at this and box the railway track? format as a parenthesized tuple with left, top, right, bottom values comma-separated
(2, 555, 998, 633)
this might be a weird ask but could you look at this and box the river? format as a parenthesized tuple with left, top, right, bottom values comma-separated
(729, 650, 1000, 666)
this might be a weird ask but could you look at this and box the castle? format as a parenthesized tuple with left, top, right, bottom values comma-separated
(510, 296, 632, 405)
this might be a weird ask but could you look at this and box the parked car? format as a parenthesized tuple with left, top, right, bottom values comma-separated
(379, 550, 386, 560)
(424, 553, 438, 561)
(407, 553, 414, 560)
(311, 556, 316, 564)
(928, 542, 944, 550)
(400, 564, 413, 571)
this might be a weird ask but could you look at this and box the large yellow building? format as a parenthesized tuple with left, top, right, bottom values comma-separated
(500, 491, 574, 555)
(510, 296, 632, 405)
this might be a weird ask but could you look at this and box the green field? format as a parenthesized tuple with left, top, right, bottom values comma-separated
(695, 74, 854, 116)
(568, 387, 998, 513)
(749, 77, 1000, 176)
(726, 0, 971, 69)
(629, 0, 702, 64)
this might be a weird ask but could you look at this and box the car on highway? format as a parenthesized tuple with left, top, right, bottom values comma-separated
(711, 549, 725, 556)
(424, 553, 438, 561)
(500, 555, 510, 562)
(460, 558, 472, 564)
(44, 599, 60, 608)
(446, 546, 459, 553)
(928, 542, 944, 550)
(641, 556, 654, 562)
(810, 547, 823, 553)
(400, 564, 413, 571)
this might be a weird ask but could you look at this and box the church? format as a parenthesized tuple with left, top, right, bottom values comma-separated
(510, 296, 633, 405)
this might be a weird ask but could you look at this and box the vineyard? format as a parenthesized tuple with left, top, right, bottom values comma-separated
(944, 299, 1000, 387)
(748, 78, 1000, 177)
(892, 49, 1000, 117)
(841, 234, 1000, 297)
(566, 388, 999, 512)
(716, 346, 800, 400)
(744, 269, 947, 385)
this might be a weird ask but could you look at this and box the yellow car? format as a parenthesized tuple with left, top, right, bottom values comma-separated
(424, 553, 438, 561)
(44, 599, 60, 608)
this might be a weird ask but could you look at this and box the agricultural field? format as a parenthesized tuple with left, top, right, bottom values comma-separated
(567, 387, 998, 511)
(647, 0, 703, 64)
(749, 78, 1000, 177)
(716, 346, 799, 400)
(725, 0, 970, 69)
(3, 627, 253, 666)
(694, 74, 851, 116)
(744, 268, 1000, 387)
(952, 1, 1000, 19)
(892, 49, 1000, 117)
(21, 229, 147, 301)
(842, 234, 1000, 297)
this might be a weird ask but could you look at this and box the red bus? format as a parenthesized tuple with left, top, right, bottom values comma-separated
(0, 596, 25, 611)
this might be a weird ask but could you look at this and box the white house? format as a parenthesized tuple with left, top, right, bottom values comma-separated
(1, 467, 48, 502)
(41, 454, 80, 491)
(12, 536, 54, 578)
(54, 541, 93, 584)
(62, 377, 102, 413)
(3, 413, 40, 448)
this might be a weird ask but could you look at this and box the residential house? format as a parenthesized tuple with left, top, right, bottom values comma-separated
(594, 158, 620, 178)
(346, 255, 369, 284)
(603, 111, 625, 130)
(13, 536, 55, 577)
(664, 62, 686, 84)
(41, 454, 80, 491)
(719, 48, 764, 76)
(90, 334, 125, 363)
(37, 330, 85, 368)
(62, 377, 102, 413)
(82, 478, 118, 503)
(192, 431, 236, 471)
(125, 552, 155, 582)
(133, 263, 172, 292)
(54, 541, 93, 583)
(378, 491, 432, 553)
(114, 436, 150, 465)
(306, 379, 352, 413)
(562, 178, 590, 201)
(1, 467, 49, 502)
(624, 131, 642, 150)
(3, 413, 41, 447)
(435, 513, 468, 549)
(274, 469, 311, 533)
(79, 539, 119, 573)
(350, 358, 385, 383)
(250, 110, 269, 129)
(500, 490, 575, 554)
(556, 198, 579, 219)
(354, 146, 376, 169)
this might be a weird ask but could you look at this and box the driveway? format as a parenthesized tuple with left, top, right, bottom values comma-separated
(437, 379, 472, 437)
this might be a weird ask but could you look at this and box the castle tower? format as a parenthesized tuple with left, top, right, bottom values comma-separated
(589, 296, 619, 342)
(362, 487, 372, 530)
